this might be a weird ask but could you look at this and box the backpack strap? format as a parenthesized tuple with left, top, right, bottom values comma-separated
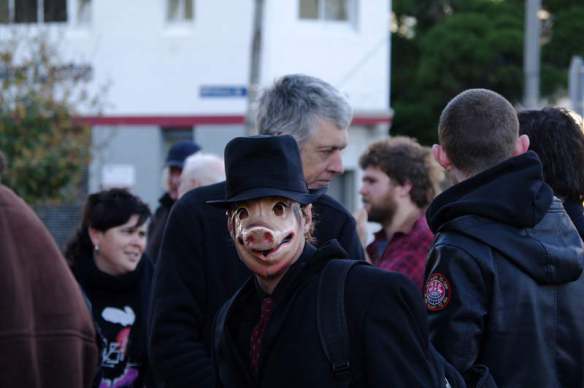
(317, 259, 364, 384)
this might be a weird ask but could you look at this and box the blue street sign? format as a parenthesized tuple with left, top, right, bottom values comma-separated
(199, 85, 248, 98)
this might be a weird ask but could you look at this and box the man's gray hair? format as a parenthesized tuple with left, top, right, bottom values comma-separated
(256, 74, 353, 145)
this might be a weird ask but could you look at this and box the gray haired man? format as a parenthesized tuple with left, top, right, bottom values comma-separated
(257, 74, 351, 189)
(177, 152, 225, 198)
(149, 74, 364, 388)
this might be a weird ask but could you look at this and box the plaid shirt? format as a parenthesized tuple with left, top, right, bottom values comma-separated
(366, 215, 434, 291)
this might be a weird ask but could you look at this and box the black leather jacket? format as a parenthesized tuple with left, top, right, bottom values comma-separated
(424, 152, 584, 388)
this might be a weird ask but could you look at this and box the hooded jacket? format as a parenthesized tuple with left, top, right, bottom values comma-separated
(0, 185, 98, 387)
(424, 151, 584, 387)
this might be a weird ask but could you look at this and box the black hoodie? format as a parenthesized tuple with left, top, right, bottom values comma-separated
(424, 151, 584, 388)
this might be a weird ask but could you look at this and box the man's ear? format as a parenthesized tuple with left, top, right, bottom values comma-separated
(432, 144, 452, 170)
(513, 134, 530, 156)
(302, 204, 313, 234)
(395, 181, 412, 198)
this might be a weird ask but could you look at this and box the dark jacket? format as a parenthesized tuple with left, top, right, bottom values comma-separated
(148, 181, 364, 388)
(562, 198, 584, 240)
(146, 192, 174, 264)
(0, 185, 98, 387)
(215, 241, 447, 388)
(424, 151, 584, 387)
(74, 254, 154, 387)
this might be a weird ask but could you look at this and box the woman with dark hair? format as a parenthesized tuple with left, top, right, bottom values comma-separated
(66, 188, 153, 387)
(519, 107, 584, 238)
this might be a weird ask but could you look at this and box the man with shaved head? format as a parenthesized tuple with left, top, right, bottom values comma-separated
(425, 89, 584, 387)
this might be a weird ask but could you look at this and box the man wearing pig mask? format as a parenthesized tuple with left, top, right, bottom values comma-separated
(149, 74, 364, 388)
(209, 135, 450, 387)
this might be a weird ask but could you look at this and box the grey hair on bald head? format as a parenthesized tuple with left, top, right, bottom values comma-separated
(256, 74, 353, 146)
(182, 152, 225, 187)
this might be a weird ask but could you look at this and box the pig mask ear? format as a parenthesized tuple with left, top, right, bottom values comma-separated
(226, 209, 236, 239)
(301, 204, 313, 235)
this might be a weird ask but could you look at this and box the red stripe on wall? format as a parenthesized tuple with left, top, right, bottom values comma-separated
(77, 114, 391, 127)
(77, 115, 246, 126)
(352, 116, 393, 126)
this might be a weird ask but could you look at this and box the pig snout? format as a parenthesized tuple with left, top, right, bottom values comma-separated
(245, 227, 274, 246)
(239, 226, 278, 250)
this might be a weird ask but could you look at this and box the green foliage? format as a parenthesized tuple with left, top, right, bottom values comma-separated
(391, 0, 583, 145)
(393, 2, 523, 143)
(543, 6, 584, 68)
(0, 34, 99, 205)
(540, 5, 584, 97)
(544, 0, 580, 13)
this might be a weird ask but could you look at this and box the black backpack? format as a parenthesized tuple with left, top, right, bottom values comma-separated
(214, 259, 493, 387)
(317, 259, 469, 388)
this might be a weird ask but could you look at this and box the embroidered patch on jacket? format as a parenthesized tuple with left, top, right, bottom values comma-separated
(425, 272, 451, 312)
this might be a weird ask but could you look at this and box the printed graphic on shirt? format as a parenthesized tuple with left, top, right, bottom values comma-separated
(425, 272, 451, 312)
(99, 363, 139, 388)
(99, 305, 140, 388)
(102, 327, 131, 367)
(102, 306, 136, 326)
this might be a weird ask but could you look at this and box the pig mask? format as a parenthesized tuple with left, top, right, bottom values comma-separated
(228, 196, 312, 292)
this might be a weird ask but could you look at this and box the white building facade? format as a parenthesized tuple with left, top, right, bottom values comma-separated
(1, 0, 392, 211)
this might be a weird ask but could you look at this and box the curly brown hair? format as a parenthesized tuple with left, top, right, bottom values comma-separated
(359, 136, 443, 208)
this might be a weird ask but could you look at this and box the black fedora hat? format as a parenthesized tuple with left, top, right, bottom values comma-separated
(206, 135, 323, 207)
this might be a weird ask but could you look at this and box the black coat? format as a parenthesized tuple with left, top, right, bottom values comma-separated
(146, 193, 174, 264)
(425, 152, 584, 387)
(148, 181, 364, 388)
(214, 242, 447, 388)
(562, 198, 584, 240)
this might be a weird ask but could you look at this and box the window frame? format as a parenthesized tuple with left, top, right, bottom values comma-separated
(1, 0, 69, 24)
(166, 0, 194, 24)
(298, 0, 355, 23)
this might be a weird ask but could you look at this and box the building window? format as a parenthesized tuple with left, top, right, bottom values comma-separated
(0, 0, 9, 23)
(299, 0, 350, 21)
(0, 0, 67, 23)
(162, 127, 194, 149)
(167, 0, 193, 23)
(43, 0, 66, 22)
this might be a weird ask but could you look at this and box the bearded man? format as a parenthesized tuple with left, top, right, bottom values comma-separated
(358, 137, 443, 290)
